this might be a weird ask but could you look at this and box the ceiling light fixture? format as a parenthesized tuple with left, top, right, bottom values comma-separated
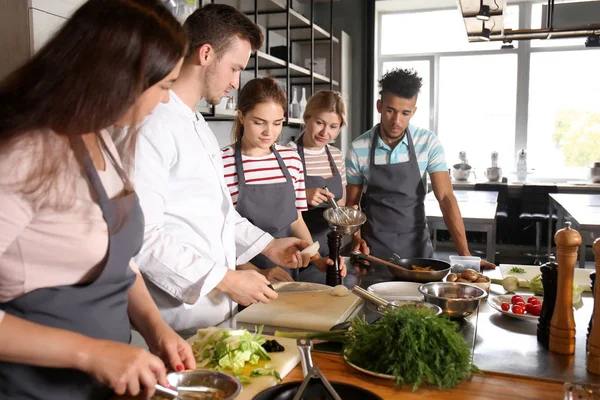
(476, 2, 491, 21)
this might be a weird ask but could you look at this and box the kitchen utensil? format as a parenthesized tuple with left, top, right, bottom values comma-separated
(488, 295, 541, 321)
(485, 167, 502, 182)
(185, 331, 301, 400)
(351, 286, 442, 316)
(590, 163, 600, 183)
(452, 163, 475, 181)
(323, 186, 352, 225)
(323, 207, 366, 235)
(252, 339, 382, 400)
(352, 252, 451, 283)
(159, 371, 241, 400)
(235, 290, 363, 331)
(155, 383, 224, 400)
(418, 282, 487, 319)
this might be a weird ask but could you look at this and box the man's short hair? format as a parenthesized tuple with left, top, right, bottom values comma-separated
(378, 68, 422, 99)
(183, 4, 264, 57)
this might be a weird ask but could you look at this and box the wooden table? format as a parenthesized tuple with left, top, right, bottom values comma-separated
(426, 190, 498, 263)
(114, 354, 565, 400)
(548, 193, 600, 268)
(282, 352, 565, 400)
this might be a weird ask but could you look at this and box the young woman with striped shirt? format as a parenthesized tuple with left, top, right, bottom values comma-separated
(222, 78, 345, 282)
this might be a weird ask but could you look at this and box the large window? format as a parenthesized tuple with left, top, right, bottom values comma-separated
(438, 54, 517, 170)
(375, 2, 600, 181)
(527, 50, 600, 178)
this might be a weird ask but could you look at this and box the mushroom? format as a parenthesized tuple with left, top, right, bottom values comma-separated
(447, 273, 458, 282)
(461, 269, 479, 282)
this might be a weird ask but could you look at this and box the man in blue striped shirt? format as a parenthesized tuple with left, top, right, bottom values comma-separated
(346, 68, 494, 270)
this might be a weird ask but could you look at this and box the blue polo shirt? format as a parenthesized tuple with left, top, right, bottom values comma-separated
(345, 123, 447, 186)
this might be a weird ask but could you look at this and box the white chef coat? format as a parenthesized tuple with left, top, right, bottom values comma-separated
(125, 91, 273, 335)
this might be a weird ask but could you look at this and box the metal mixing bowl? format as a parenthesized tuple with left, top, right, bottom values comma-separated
(323, 207, 367, 235)
(165, 370, 241, 400)
(418, 282, 487, 319)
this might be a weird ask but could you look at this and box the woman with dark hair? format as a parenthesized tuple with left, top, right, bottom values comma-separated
(221, 78, 346, 283)
(0, 0, 193, 398)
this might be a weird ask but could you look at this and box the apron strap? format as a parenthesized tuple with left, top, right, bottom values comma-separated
(271, 145, 293, 182)
(369, 125, 380, 167)
(75, 135, 111, 206)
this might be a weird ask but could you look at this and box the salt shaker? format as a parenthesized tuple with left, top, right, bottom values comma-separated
(549, 222, 581, 355)
(516, 149, 528, 182)
(587, 239, 600, 374)
(537, 255, 558, 349)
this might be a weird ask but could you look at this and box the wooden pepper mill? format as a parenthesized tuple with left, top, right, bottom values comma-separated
(587, 238, 600, 374)
(549, 221, 581, 355)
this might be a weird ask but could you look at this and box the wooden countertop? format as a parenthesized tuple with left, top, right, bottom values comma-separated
(285, 352, 565, 400)
(116, 351, 564, 400)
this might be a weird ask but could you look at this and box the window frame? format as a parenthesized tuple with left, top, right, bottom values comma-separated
(374, 1, 600, 177)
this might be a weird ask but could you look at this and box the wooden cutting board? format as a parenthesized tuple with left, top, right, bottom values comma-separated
(186, 331, 301, 400)
(235, 290, 364, 331)
(499, 264, 593, 291)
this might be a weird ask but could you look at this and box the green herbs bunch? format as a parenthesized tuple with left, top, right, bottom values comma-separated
(345, 307, 478, 390)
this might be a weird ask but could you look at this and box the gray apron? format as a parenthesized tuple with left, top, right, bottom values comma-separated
(234, 143, 297, 271)
(361, 125, 433, 261)
(296, 136, 343, 283)
(0, 135, 143, 400)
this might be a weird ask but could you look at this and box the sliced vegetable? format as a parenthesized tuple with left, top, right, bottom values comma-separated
(508, 267, 526, 274)
(249, 368, 282, 381)
(190, 326, 278, 383)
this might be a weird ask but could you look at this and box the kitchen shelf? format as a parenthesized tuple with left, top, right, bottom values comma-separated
(218, 0, 338, 42)
(196, 105, 236, 120)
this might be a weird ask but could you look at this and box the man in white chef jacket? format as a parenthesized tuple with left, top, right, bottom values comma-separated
(124, 4, 311, 336)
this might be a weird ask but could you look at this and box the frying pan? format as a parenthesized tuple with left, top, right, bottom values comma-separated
(252, 339, 381, 400)
(351, 252, 450, 283)
(252, 381, 382, 400)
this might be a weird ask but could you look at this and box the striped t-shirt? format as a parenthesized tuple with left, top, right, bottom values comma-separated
(345, 123, 447, 186)
(221, 144, 308, 210)
(287, 141, 347, 186)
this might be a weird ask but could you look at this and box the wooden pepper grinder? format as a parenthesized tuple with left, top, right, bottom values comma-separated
(588, 271, 596, 349)
(587, 239, 600, 374)
(549, 221, 581, 355)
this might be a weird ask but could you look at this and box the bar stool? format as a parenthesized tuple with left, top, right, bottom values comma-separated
(519, 185, 558, 264)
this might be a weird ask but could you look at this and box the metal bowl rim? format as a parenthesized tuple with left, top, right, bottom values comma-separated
(417, 282, 488, 301)
(166, 370, 242, 399)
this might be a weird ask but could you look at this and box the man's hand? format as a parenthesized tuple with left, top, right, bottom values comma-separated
(351, 231, 369, 255)
(262, 237, 312, 269)
(312, 256, 347, 277)
(306, 188, 335, 207)
(480, 259, 496, 270)
(216, 270, 278, 306)
(258, 266, 294, 282)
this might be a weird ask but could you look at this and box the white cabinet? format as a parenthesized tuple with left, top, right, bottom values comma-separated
(0, 0, 85, 79)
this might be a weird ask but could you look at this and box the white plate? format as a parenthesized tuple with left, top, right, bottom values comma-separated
(488, 295, 542, 321)
(343, 353, 394, 380)
(367, 281, 424, 301)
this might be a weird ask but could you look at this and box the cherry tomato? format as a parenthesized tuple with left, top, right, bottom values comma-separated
(512, 305, 525, 314)
(511, 295, 524, 305)
(514, 300, 526, 307)
(531, 304, 542, 316)
(501, 302, 510, 311)
(527, 297, 540, 305)
(525, 303, 535, 314)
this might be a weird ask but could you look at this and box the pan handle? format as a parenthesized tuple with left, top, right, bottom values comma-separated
(354, 253, 410, 271)
(296, 338, 314, 378)
(351, 286, 389, 309)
